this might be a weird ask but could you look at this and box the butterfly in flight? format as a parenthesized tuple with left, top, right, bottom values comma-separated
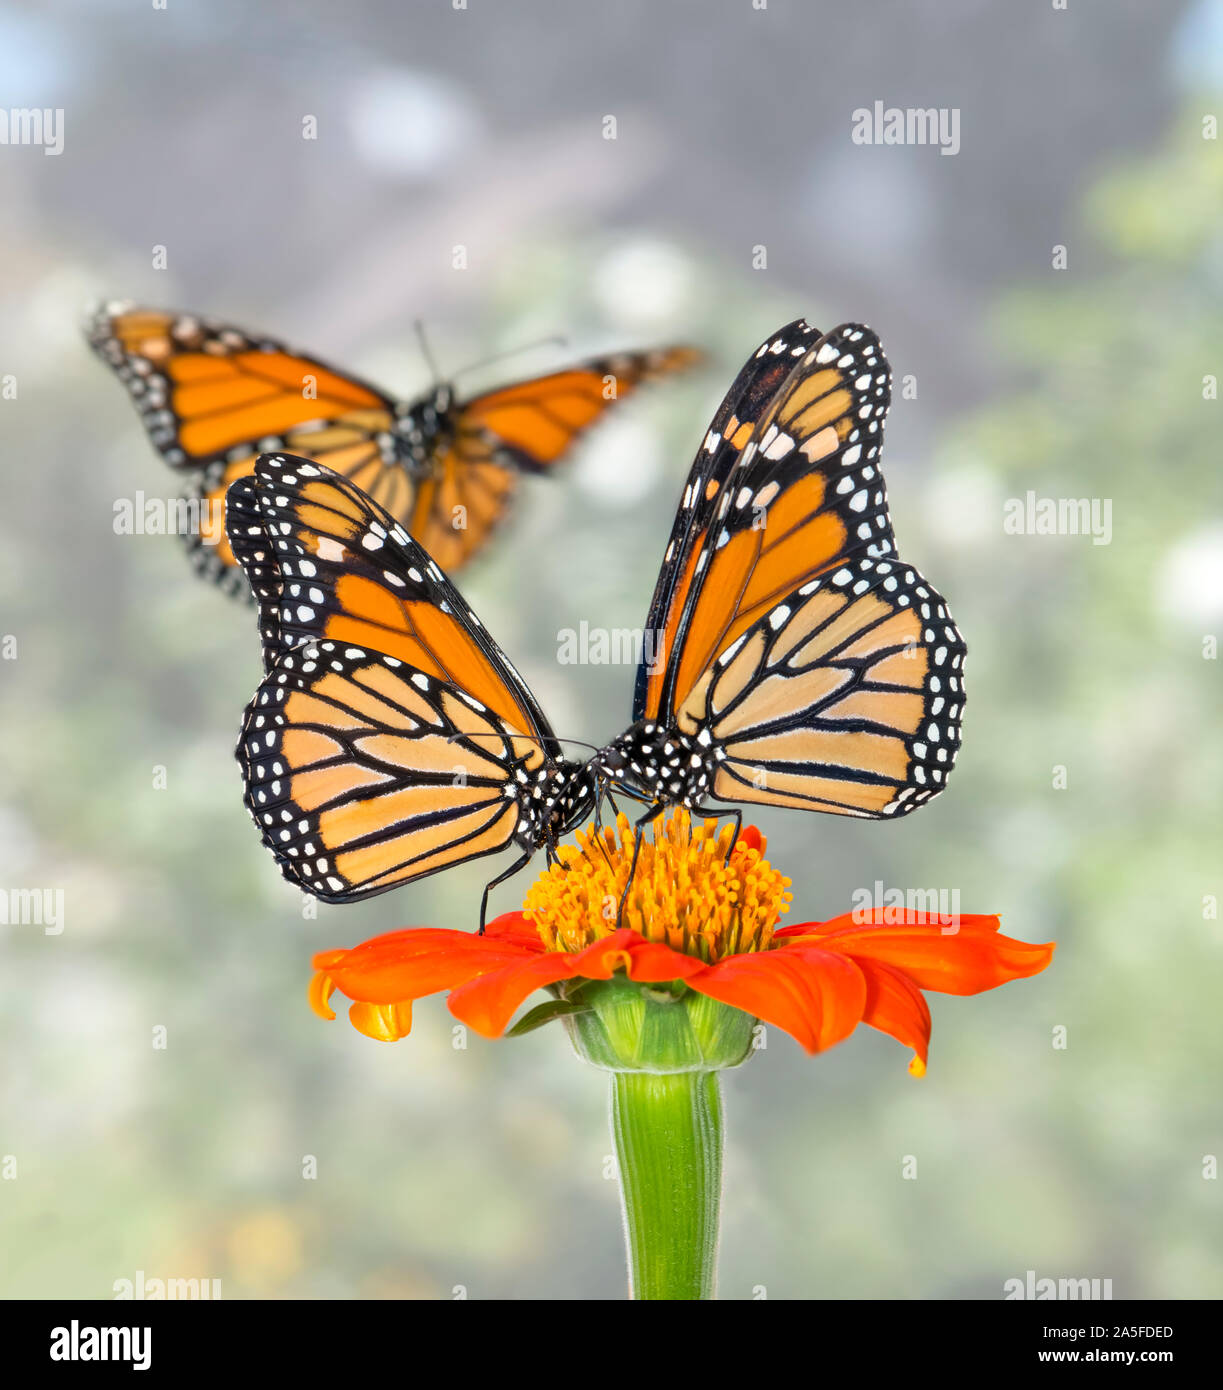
(229, 319, 965, 924)
(87, 302, 702, 596)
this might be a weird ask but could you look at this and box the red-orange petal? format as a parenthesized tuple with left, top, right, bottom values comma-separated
(572, 930, 710, 985)
(448, 929, 707, 1037)
(775, 909, 1004, 939)
(483, 910, 546, 952)
(447, 952, 585, 1038)
(308, 970, 337, 1021)
(348, 999, 414, 1042)
(317, 928, 537, 1007)
(690, 946, 867, 1054)
(810, 924, 1054, 995)
(857, 959, 932, 1076)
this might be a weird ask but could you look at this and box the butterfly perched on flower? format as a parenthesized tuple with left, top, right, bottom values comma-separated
(87, 302, 702, 596)
(229, 319, 965, 922)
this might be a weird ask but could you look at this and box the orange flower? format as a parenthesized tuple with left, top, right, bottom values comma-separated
(309, 811, 1054, 1075)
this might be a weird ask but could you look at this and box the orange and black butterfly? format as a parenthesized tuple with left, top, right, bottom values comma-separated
(87, 302, 701, 596)
(599, 318, 965, 825)
(228, 453, 598, 919)
(230, 320, 965, 921)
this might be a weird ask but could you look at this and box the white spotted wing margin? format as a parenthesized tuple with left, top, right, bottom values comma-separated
(697, 555, 966, 820)
(224, 471, 289, 668)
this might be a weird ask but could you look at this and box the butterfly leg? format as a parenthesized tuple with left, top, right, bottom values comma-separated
(478, 850, 534, 935)
(587, 780, 622, 874)
(615, 801, 667, 927)
(690, 804, 742, 865)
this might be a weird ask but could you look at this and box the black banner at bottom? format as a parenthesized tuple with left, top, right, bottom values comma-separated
(0, 1295, 1210, 1376)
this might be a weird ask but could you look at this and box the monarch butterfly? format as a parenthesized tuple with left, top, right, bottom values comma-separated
(599, 318, 966, 826)
(228, 454, 597, 920)
(87, 302, 702, 596)
(230, 319, 965, 922)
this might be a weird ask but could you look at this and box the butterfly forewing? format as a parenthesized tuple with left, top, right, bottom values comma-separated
(655, 322, 896, 722)
(462, 346, 703, 473)
(414, 345, 705, 572)
(86, 302, 395, 469)
(221, 472, 287, 665)
(238, 454, 560, 744)
(634, 320, 820, 721)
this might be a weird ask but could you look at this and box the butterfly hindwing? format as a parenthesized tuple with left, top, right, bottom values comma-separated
(685, 555, 966, 819)
(240, 642, 545, 902)
(181, 459, 260, 604)
(404, 446, 521, 575)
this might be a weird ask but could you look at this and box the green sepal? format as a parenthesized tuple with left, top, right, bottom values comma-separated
(505, 998, 593, 1038)
(563, 975, 757, 1073)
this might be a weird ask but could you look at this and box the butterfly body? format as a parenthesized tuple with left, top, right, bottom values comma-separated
(390, 383, 456, 472)
(594, 722, 718, 811)
(510, 760, 598, 856)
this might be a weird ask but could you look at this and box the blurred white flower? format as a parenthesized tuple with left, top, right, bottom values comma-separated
(573, 416, 662, 506)
(922, 459, 1004, 547)
(1156, 524, 1223, 627)
(0, 805, 37, 877)
(593, 239, 693, 328)
(0, 9, 80, 92)
(347, 68, 482, 179)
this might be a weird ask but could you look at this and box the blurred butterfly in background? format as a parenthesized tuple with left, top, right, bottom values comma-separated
(228, 320, 965, 923)
(86, 302, 702, 596)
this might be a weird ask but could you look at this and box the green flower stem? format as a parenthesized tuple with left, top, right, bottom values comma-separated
(610, 1068, 723, 1301)
(561, 976, 757, 1300)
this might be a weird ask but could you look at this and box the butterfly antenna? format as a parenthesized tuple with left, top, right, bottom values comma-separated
(450, 334, 569, 381)
(413, 319, 442, 384)
(447, 730, 606, 759)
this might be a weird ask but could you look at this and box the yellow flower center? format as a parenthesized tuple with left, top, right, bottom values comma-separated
(523, 808, 792, 961)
